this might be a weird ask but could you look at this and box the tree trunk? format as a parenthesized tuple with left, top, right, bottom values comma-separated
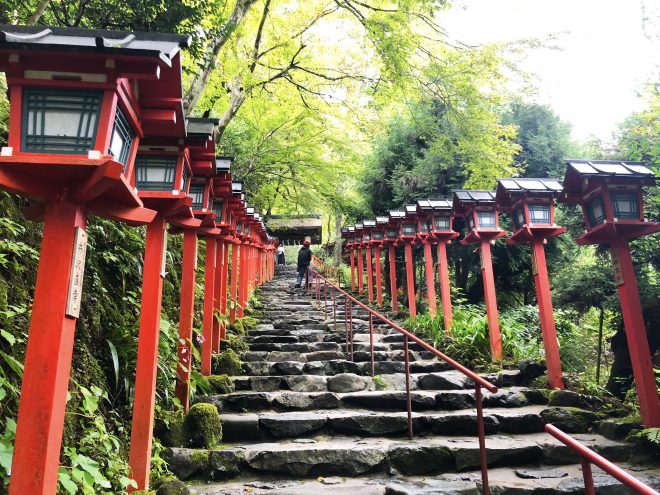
(333, 213, 342, 265)
(27, 0, 50, 25)
(183, 0, 258, 114)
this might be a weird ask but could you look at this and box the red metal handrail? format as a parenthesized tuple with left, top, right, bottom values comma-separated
(545, 424, 659, 495)
(308, 262, 497, 495)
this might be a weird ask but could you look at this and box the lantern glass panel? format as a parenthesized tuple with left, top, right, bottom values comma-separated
(109, 106, 135, 169)
(236, 222, 243, 234)
(181, 166, 190, 193)
(402, 223, 416, 236)
(207, 194, 213, 210)
(213, 200, 224, 221)
(586, 196, 606, 227)
(466, 215, 474, 231)
(386, 229, 398, 239)
(528, 204, 551, 224)
(434, 216, 450, 231)
(610, 192, 639, 220)
(189, 183, 205, 209)
(477, 211, 496, 228)
(420, 220, 430, 233)
(22, 88, 102, 154)
(373, 231, 383, 240)
(244, 224, 249, 235)
(363, 232, 371, 241)
(135, 155, 177, 191)
(513, 207, 525, 230)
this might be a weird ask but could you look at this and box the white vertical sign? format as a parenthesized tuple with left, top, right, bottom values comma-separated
(66, 227, 88, 318)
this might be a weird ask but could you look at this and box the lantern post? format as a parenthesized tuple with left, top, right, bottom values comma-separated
(415, 202, 438, 319)
(453, 191, 507, 360)
(387, 210, 406, 313)
(355, 222, 365, 295)
(561, 160, 660, 426)
(174, 118, 218, 409)
(496, 178, 566, 389)
(373, 216, 389, 307)
(227, 184, 243, 323)
(362, 219, 376, 302)
(399, 206, 419, 318)
(129, 116, 215, 490)
(347, 227, 357, 291)
(0, 26, 193, 494)
(423, 200, 458, 332)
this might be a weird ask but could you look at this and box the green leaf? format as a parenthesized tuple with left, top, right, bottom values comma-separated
(106, 339, 119, 390)
(0, 441, 13, 475)
(57, 469, 78, 495)
(0, 329, 15, 346)
(0, 350, 23, 377)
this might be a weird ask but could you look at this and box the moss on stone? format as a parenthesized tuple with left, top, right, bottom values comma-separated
(191, 450, 211, 463)
(212, 349, 243, 376)
(229, 319, 245, 335)
(223, 335, 249, 354)
(154, 409, 184, 447)
(182, 403, 222, 448)
(132, 491, 157, 495)
(373, 375, 387, 391)
(155, 480, 190, 495)
(241, 316, 258, 330)
(207, 374, 235, 394)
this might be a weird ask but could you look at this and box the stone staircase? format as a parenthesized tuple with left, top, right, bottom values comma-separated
(165, 266, 660, 494)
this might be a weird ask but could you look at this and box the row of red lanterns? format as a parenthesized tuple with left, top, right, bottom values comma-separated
(342, 165, 660, 428)
(0, 25, 278, 494)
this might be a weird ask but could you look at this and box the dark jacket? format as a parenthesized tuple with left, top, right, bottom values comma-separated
(297, 246, 312, 271)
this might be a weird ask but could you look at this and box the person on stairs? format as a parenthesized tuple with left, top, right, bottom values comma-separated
(277, 245, 286, 265)
(295, 240, 312, 288)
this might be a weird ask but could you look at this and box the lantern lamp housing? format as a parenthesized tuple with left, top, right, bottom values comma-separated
(453, 190, 507, 245)
(559, 160, 659, 245)
(372, 230, 384, 241)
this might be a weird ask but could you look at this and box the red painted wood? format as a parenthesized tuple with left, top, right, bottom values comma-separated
(374, 246, 383, 307)
(229, 242, 240, 323)
(365, 246, 374, 302)
(9, 202, 87, 495)
(611, 241, 660, 427)
(423, 241, 437, 318)
(437, 242, 453, 333)
(404, 242, 417, 318)
(350, 249, 356, 292)
(175, 229, 197, 412)
(128, 214, 167, 492)
(388, 246, 398, 313)
(531, 239, 564, 389)
(201, 238, 216, 375)
(357, 248, 364, 295)
(212, 240, 224, 353)
(238, 242, 248, 318)
(219, 239, 230, 340)
(480, 241, 503, 360)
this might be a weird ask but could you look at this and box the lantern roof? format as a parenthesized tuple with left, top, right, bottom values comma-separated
(495, 178, 563, 209)
(246, 206, 255, 216)
(187, 118, 219, 137)
(348, 226, 355, 232)
(341, 227, 349, 235)
(363, 219, 376, 228)
(215, 156, 233, 174)
(232, 182, 242, 194)
(0, 25, 191, 65)
(404, 204, 417, 215)
(453, 190, 496, 204)
(562, 160, 655, 195)
(389, 210, 405, 221)
(417, 199, 452, 212)
(376, 216, 389, 225)
(355, 222, 364, 230)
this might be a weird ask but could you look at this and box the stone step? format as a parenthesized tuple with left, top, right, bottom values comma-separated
(241, 359, 453, 377)
(187, 465, 660, 495)
(197, 387, 536, 413)
(164, 432, 631, 481)
(219, 405, 550, 441)
(231, 371, 499, 393)
(241, 350, 438, 364)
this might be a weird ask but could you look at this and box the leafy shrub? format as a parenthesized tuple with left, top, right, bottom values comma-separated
(212, 349, 243, 376)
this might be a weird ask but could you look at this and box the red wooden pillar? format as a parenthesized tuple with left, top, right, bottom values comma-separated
(219, 239, 230, 340)
(437, 241, 453, 333)
(229, 242, 240, 322)
(531, 239, 564, 389)
(388, 245, 398, 313)
(404, 242, 416, 318)
(175, 229, 197, 411)
(238, 242, 248, 318)
(350, 249, 356, 292)
(423, 241, 437, 318)
(374, 246, 383, 307)
(365, 246, 374, 302)
(212, 240, 224, 354)
(9, 202, 87, 495)
(128, 214, 168, 491)
(200, 238, 216, 375)
(611, 240, 660, 426)
(357, 247, 364, 295)
(480, 241, 502, 360)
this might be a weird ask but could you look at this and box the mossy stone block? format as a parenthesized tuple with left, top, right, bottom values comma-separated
(207, 374, 235, 394)
(156, 480, 190, 495)
(182, 403, 222, 448)
(212, 349, 243, 376)
(154, 410, 184, 447)
(540, 407, 597, 433)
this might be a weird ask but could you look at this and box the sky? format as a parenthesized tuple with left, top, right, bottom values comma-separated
(441, 0, 659, 142)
